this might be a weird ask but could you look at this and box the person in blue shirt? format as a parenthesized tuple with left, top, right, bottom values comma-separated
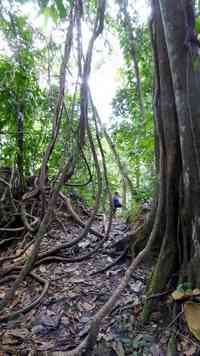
(112, 192, 122, 215)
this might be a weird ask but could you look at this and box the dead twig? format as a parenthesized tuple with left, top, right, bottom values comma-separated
(166, 309, 184, 329)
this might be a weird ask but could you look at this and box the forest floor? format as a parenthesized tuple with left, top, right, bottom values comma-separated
(0, 206, 199, 355)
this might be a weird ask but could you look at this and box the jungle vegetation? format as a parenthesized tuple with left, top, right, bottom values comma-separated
(1, 0, 200, 354)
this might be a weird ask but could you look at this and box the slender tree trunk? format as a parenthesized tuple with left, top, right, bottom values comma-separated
(135, 163, 140, 191)
(16, 104, 24, 192)
(90, 96, 135, 198)
(122, 178, 127, 209)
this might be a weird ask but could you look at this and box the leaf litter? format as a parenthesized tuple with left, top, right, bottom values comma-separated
(0, 211, 200, 355)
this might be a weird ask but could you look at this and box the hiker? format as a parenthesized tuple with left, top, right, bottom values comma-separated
(112, 192, 122, 215)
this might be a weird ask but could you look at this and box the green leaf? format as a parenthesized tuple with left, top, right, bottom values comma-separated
(43, 5, 59, 23)
(38, 0, 49, 10)
(195, 17, 200, 33)
(55, 0, 67, 18)
(177, 282, 192, 292)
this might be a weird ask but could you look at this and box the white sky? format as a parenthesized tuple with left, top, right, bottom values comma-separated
(89, 37, 123, 126)
(0, 0, 150, 125)
(90, 0, 150, 125)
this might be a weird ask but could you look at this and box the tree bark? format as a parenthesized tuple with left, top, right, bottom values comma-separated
(145, 0, 200, 311)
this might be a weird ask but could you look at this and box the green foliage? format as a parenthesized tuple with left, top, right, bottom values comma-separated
(0, 10, 48, 173)
(120, 334, 154, 355)
(177, 282, 193, 293)
(43, 5, 59, 22)
(195, 17, 200, 33)
(111, 19, 155, 205)
(0, 0, 155, 210)
(56, 0, 67, 18)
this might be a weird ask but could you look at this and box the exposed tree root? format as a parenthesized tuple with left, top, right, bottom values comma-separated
(60, 193, 104, 239)
(0, 236, 21, 247)
(36, 236, 107, 266)
(0, 264, 22, 279)
(90, 247, 128, 276)
(0, 226, 25, 232)
(0, 272, 49, 323)
(37, 221, 106, 264)
(0, 239, 33, 265)
(0, 274, 19, 285)
(20, 202, 40, 232)
(127, 224, 144, 238)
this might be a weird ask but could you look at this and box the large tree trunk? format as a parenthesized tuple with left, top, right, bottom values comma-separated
(145, 0, 200, 314)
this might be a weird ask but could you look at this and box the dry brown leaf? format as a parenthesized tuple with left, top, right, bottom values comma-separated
(14, 245, 33, 262)
(178, 338, 197, 355)
(112, 340, 125, 356)
(0, 287, 6, 298)
(2, 330, 22, 345)
(185, 345, 197, 355)
(184, 301, 200, 341)
(10, 293, 21, 308)
(70, 277, 85, 283)
(65, 290, 78, 298)
(192, 288, 200, 296)
(81, 302, 95, 311)
(172, 288, 200, 301)
(9, 329, 29, 339)
(15, 248, 23, 256)
(171, 290, 191, 301)
(39, 265, 46, 273)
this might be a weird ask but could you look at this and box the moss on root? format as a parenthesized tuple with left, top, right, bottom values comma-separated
(142, 240, 178, 322)
(142, 263, 163, 321)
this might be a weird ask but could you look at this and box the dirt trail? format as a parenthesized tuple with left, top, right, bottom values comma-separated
(0, 213, 170, 355)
